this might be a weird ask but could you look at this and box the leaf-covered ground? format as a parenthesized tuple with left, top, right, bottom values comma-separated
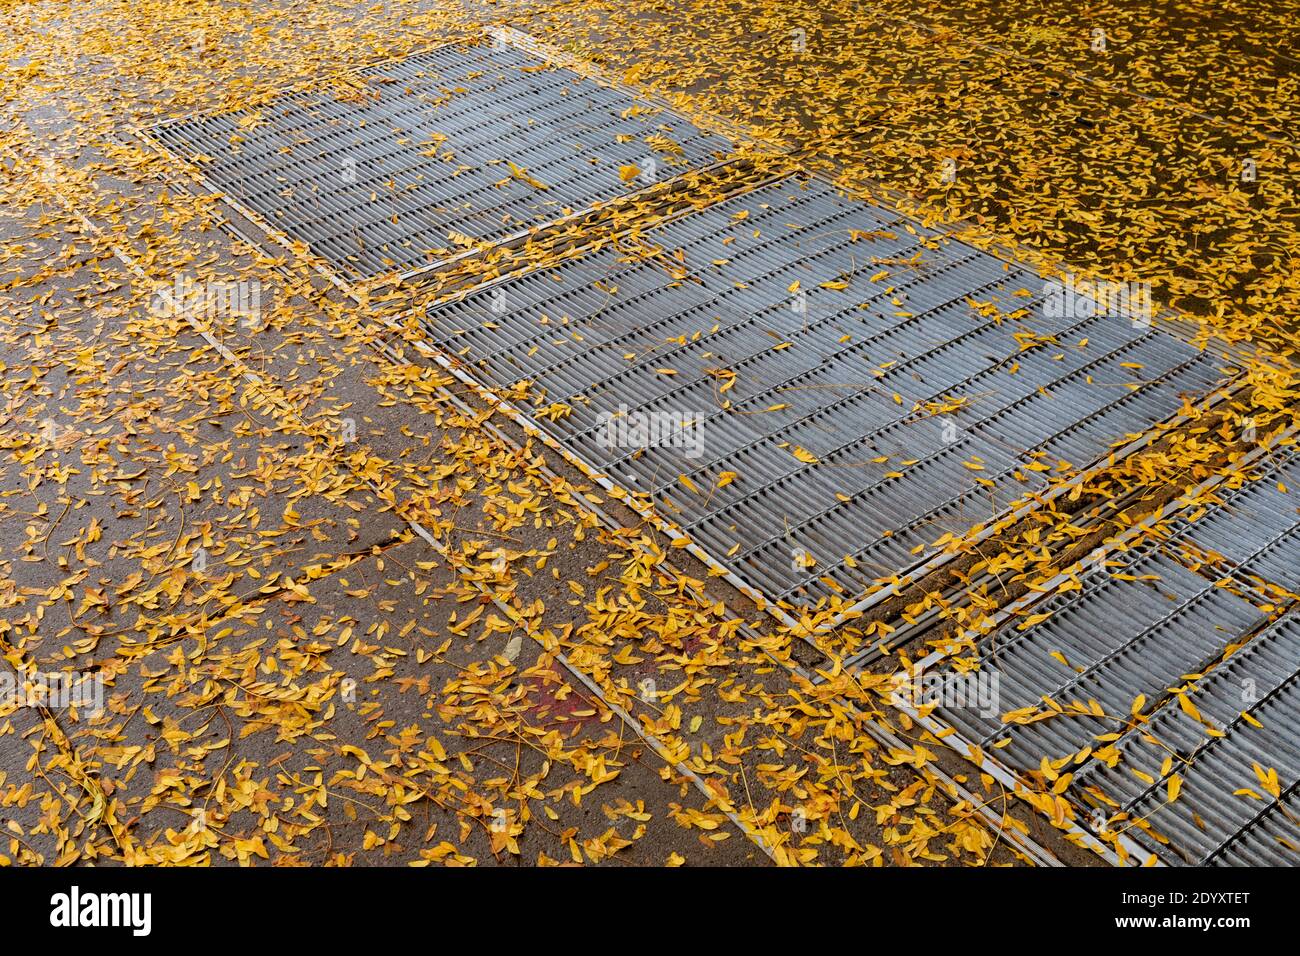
(0, 0, 1296, 866)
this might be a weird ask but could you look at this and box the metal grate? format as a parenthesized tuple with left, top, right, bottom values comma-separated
(1105, 614, 1300, 866)
(147, 42, 732, 281)
(937, 548, 1268, 761)
(1160, 452, 1300, 597)
(930, 446, 1300, 864)
(422, 176, 1233, 615)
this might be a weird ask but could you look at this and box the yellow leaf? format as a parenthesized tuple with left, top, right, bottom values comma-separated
(1016, 611, 1053, 630)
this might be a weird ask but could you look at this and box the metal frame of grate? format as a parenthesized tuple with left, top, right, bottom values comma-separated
(416, 173, 1238, 630)
(142, 38, 735, 286)
(926, 444, 1300, 865)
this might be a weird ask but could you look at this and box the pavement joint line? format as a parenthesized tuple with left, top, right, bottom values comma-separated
(390, 476, 783, 863)
(791, 664, 1065, 867)
(116, 32, 798, 599)
(9, 140, 780, 866)
(125, 123, 782, 321)
(3, 144, 269, 392)
(1, 139, 357, 856)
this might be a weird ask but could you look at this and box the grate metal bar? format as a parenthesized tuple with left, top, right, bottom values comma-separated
(1208, 784, 1300, 866)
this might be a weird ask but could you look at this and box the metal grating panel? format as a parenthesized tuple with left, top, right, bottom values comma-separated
(147, 43, 732, 281)
(1106, 614, 1300, 866)
(931, 446, 1300, 864)
(422, 176, 1233, 614)
(1163, 452, 1300, 596)
(936, 548, 1267, 760)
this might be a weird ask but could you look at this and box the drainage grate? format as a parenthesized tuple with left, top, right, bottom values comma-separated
(421, 176, 1233, 618)
(930, 446, 1300, 865)
(1124, 614, 1300, 866)
(146, 42, 732, 282)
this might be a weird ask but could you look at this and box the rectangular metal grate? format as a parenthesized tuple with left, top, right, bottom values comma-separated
(931, 446, 1300, 864)
(421, 176, 1234, 617)
(146, 42, 732, 281)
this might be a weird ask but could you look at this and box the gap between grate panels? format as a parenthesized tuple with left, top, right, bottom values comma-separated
(137, 32, 746, 297)
(414, 172, 1243, 637)
(894, 434, 1295, 865)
